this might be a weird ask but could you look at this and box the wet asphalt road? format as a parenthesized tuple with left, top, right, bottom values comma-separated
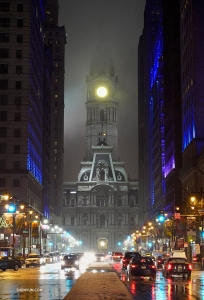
(0, 260, 204, 299)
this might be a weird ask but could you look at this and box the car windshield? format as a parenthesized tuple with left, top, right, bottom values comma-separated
(95, 254, 104, 257)
(133, 257, 153, 264)
(168, 258, 187, 263)
(64, 255, 78, 260)
(27, 255, 40, 258)
(125, 252, 140, 258)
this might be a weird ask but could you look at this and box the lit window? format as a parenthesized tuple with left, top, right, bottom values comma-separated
(55, 94, 58, 98)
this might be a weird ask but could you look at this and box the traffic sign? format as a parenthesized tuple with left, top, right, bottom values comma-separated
(174, 213, 180, 219)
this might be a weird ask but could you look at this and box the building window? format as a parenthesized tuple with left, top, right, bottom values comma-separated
(0, 127, 7, 137)
(14, 161, 20, 169)
(15, 112, 21, 121)
(16, 50, 22, 58)
(0, 18, 10, 27)
(0, 178, 5, 187)
(0, 48, 9, 58)
(130, 217, 134, 226)
(0, 64, 8, 74)
(13, 179, 20, 187)
(0, 111, 7, 121)
(0, 80, 8, 89)
(15, 81, 21, 89)
(0, 159, 6, 169)
(0, 143, 6, 153)
(16, 66, 22, 74)
(17, 34, 23, 43)
(0, 3, 10, 11)
(17, 19, 23, 27)
(14, 145, 20, 154)
(15, 97, 21, 105)
(71, 217, 75, 226)
(17, 4, 23, 12)
(0, 95, 7, 105)
(14, 128, 21, 137)
(0, 33, 9, 42)
(55, 94, 58, 99)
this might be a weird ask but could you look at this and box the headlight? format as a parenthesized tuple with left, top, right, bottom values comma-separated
(75, 261, 79, 265)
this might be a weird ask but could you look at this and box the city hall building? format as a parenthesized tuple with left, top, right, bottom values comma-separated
(62, 44, 139, 253)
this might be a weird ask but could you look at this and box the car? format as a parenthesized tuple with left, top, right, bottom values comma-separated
(162, 257, 192, 278)
(122, 251, 141, 270)
(25, 253, 45, 268)
(61, 253, 80, 270)
(112, 252, 123, 261)
(127, 256, 156, 280)
(44, 253, 53, 263)
(94, 253, 105, 262)
(0, 256, 20, 271)
(155, 255, 165, 269)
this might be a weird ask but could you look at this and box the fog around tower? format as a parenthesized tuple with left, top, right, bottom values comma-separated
(59, 0, 146, 182)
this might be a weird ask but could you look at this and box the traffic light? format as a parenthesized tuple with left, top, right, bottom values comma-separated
(6, 203, 16, 213)
(158, 210, 164, 222)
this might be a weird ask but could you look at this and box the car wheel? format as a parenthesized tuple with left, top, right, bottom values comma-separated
(61, 267, 64, 270)
(26, 265, 29, 268)
(14, 264, 19, 271)
(151, 275, 156, 281)
(2, 269, 6, 271)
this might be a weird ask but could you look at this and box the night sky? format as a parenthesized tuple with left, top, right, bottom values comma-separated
(58, 0, 146, 182)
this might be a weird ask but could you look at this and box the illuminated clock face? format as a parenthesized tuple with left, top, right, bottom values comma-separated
(96, 86, 107, 97)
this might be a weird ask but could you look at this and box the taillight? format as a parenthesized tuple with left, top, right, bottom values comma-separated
(122, 258, 126, 262)
(188, 264, 192, 270)
(167, 264, 172, 270)
(150, 265, 156, 269)
(158, 260, 161, 263)
(131, 265, 138, 269)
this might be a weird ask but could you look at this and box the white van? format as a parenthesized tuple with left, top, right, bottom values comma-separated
(170, 250, 187, 259)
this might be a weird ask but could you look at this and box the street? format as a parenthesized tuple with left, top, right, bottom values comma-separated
(0, 260, 204, 299)
(111, 261, 204, 300)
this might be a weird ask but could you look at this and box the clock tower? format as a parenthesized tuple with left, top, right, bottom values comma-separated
(85, 44, 119, 161)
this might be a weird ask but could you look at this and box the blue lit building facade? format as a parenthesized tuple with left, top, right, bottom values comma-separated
(180, 1, 204, 208)
(138, 0, 163, 225)
(138, 0, 183, 224)
(0, 0, 66, 221)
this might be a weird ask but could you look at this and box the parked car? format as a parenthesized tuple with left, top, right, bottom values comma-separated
(112, 252, 123, 261)
(61, 253, 80, 270)
(122, 251, 141, 270)
(25, 253, 45, 268)
(155, 255, 165, 269)
(0, 256, 20, 271)
(127, 256, 156, 280)
(94, 253, 105, 262)
(162, 257, 192, 278)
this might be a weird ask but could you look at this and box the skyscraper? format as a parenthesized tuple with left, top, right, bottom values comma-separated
(0, 0, 66, 220)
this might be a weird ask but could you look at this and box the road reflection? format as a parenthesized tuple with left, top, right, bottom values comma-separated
(111, 260, 204, 300)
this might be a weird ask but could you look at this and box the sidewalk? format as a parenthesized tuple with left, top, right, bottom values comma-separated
(63, 262, 133, 300)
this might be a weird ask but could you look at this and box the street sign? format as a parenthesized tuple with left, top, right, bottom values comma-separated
(174, 213, 180, 219)
(195, 244, 200, 254)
